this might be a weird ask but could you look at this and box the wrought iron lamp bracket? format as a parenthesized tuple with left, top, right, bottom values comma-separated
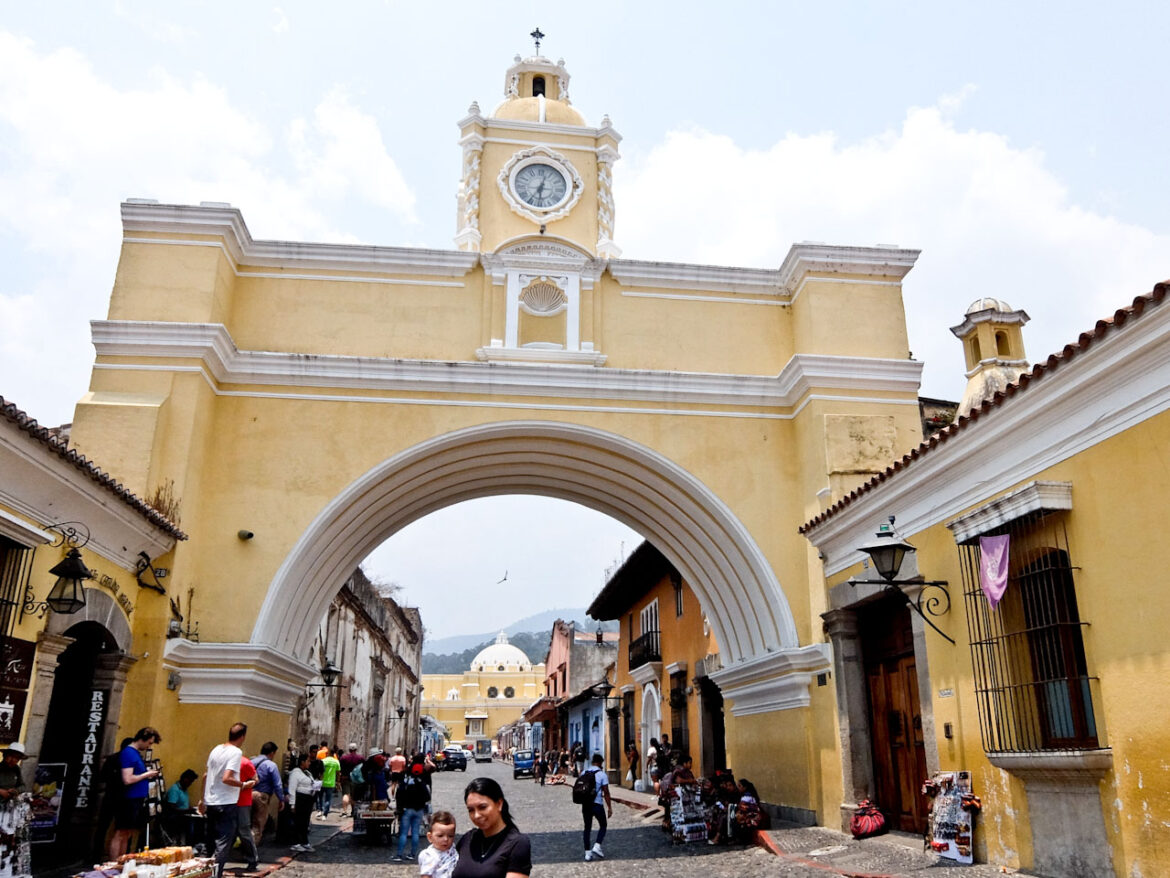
(24, 521, 93, 618)
(851, 579, 955, 645)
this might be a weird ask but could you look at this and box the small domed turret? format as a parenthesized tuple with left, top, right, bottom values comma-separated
(951, 298, 1031, 417)
(492, 54, 586, 126)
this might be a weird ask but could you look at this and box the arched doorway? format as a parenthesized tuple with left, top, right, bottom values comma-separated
(38, 621, 121, 863)
(640, 682, 661, 787)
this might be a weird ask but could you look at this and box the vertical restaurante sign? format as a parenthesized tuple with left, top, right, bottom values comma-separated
(75, 689, 107, 809)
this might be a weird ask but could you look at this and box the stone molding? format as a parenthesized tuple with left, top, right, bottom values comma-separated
(46, 588, 133, 653)
(946, 480, 1073, 543)
(949, 307, 1031, 339)
(162, 639, 317, 713)
(0, 508, 51, 547)
(987, 748, 1113, 785)
(92, 321, 921, 412)
(121, 201, 479, 278)
(629, 662, 663, 687)
(776, 244, 920, 293)
(708, 643, 833, 715)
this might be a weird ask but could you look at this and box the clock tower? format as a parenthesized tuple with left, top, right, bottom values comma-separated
(457, 41, 622, 363)
(455, 48, 621, 259)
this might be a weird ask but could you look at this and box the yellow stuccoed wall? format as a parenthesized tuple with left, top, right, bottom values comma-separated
(68, 232, 923, 821)
(817, 409, 1170, 876)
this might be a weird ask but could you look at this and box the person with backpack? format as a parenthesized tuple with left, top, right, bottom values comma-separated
(393, 755, 431, 861)
(574, 753, 612, 862)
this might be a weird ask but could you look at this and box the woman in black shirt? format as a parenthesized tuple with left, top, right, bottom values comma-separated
(454, 777, 531, 878)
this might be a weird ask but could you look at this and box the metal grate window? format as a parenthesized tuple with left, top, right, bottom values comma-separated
(958, 513, 1101, 753)
(0, 537, 36, 640)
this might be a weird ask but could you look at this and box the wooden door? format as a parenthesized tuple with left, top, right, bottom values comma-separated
(867, 654, 928, 832)
(862, 598, 928, 834)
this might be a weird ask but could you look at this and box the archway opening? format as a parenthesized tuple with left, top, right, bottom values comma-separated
(251, 421, 820, 782)
(38, 621, 120, 864)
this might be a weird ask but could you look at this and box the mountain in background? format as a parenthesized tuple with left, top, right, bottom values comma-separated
(421, 608, 618, 674)
(423, 607, 603, 655)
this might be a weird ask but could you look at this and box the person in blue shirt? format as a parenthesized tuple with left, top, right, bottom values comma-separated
(108, 726, 161, 861)
(163, 769, 199, 844)
(249, 741, 285, 847)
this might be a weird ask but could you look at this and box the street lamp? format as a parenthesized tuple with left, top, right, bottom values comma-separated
(853, 516, 955, 645)
(306, 659, 345, 690)
(45, 549, 92, 614)
(25, 522, 93, 617)
(589, 679, 623, 717)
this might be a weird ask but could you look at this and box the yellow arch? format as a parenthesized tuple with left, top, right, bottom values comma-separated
(252, 420, 799, 665)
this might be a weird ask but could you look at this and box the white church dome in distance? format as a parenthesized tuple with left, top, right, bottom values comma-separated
(471, 631, 532, 672)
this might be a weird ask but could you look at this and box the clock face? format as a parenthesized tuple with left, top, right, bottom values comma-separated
(513, 163, 568, 209)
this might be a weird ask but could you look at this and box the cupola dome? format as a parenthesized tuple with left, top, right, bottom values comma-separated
(492, 54, 586, 126)
(470, 631, 532, 672)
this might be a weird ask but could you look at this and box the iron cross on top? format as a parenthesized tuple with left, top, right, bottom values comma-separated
(530, 27, 545, 54)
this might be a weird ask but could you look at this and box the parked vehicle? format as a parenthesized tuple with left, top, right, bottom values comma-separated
(442, 746, 468, 771)
(513, 749, 535, 779)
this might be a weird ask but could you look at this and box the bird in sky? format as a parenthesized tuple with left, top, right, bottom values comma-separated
(497, 570, 508, 583)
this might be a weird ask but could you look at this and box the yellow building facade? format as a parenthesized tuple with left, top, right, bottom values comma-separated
(1, 398, 183, 859)
(59, 46, 929, 829)
(802, 285, 1170, 876)
(588, 542, 726, 788)
(420, 632, 544, 747)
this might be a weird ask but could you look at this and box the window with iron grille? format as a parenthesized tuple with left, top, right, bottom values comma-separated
(622, 691, 635, 747)
(669, 670, 689, 758)
(958, 512, 1100, 753)
(0, 537, 35, 640)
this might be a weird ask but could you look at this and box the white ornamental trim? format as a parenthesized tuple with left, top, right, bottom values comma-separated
(497, 146, 584, 225)
(163, 639, 317, 712)
(120, 202, 478, 278)
(630, 662, 663, 687)
(0, 508, 52, 547)
(776, 244, 920, 292)
(91, 321, 921, 409)
(946, 481, 1073, 544)
(708, 644, 832, 715)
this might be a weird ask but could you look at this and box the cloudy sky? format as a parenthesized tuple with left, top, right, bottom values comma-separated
(3, 2, 1167, 638)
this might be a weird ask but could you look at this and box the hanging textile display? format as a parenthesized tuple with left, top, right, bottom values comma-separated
(922, 770, 979, 865)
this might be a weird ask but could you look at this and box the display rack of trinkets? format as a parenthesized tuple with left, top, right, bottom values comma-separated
(0, 795, 32, 878)
(668, 782, 707, 844)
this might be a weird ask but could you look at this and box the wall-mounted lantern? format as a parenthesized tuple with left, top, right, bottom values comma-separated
(853, 516, 955, 645)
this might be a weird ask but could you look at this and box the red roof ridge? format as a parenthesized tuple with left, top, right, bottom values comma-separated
(1, 396, 188, 540)
(799, 280, 1170, 534)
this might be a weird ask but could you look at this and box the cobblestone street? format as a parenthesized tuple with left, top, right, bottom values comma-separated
(259, 760, 1029, 878)
(270, 760, 787, 877)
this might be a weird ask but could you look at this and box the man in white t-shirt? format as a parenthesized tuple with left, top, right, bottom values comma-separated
(581, 752, 612, 861)
(200, 723, 254, 877)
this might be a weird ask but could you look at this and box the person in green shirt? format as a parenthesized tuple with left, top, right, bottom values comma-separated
(320, 750, 340, 818)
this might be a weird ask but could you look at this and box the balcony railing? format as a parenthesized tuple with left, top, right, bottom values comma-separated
(629, 630, 661, 670)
